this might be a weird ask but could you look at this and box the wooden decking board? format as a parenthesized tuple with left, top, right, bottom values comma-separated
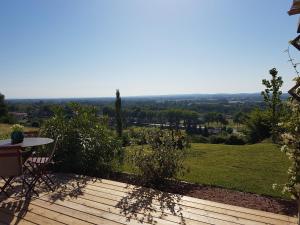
(3, 198, 95, 225)
(73, 185, 269, 225)
(0, 206, 65, 225)
(0, 173, 297, 225)
(55, 182, 264, 225)
(31, 198, 122, 225)
(50, 190, 223, 225)
(0, 209, 36, 225)
(63, 178, 292, 225)
(37, 195, 160, 225)
(74, 175, 293, 222)
(39, 194, 182, 225)
(90, 179, 297, 223)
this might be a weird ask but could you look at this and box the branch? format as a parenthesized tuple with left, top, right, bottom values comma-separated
(285, 45, 300, 77)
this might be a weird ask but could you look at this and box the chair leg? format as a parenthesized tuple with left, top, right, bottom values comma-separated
(0, 176, 14, 197)
(2, 177, 14, 190)
(25, 176, 39, 197)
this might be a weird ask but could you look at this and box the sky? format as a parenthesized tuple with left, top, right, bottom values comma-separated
(0, 0, 299, 99)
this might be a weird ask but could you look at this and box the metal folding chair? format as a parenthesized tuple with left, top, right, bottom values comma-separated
(25, 137, 59, 196)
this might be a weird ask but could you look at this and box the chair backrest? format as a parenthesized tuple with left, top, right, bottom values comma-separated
(0, 146, 23, 177)
(49, 136, 60, 161)
(24, 131, 39, 137)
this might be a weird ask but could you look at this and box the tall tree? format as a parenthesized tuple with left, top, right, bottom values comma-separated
(0, 93, 8, 118)
(115, 89, 123, 137)
(261, 68, 283, 143)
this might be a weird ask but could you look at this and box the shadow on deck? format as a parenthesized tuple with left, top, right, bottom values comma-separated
(0, 173, 297, 225)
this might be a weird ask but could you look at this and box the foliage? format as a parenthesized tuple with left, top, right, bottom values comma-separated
(261, 68, 283, 142)
(129, 129, 189, 184)
(189, 134, 209, 143)
(226, 127, 233, 134)
(209, 135, 227, 144)
(279, 97, 300, 200)
(0, 93, 8, 119)
(115, 89, 123, 137)
(245, 109, 271, 143)
(203, 126, 209, 137)
(11, 124, 24, 132)
(204, 112, 228, 126)
(121, 131, 131, 147)
(233, 111, 248, 127)
(128, 127, 159, 145)
(41, 103, 123, 176)
(124, 143, 290, 198)
(225, 134, 246, 145)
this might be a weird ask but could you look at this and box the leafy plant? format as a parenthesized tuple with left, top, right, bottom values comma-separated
(245, 109, 271, 143)
(225, 134, 246, 145)
(129, 129, 189, 185)
(209, 135, 227, 144)
(11, 124, 24, 133)
(41, 103, 123, 176)
(261, 68, 283, 143)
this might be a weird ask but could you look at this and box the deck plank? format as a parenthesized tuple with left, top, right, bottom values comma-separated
(0, 173, 297, 225)
(57, 175, 296, 225)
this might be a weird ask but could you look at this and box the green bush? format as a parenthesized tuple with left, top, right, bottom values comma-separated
(245, 109, 271, 143)
(128, 127, 159, 145)
(226, 127, 233, 134)
(121, 131, 131, 147)
(129, 129, 189, 185)
(41, 103, 123, 176)
(209, 135, 227, 144)
(225, 134, 246, 145)
(189, 134, 208, 143)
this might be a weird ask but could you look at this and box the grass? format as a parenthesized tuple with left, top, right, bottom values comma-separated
(0, 123, 39, 139)
(123, 143, 291, 199)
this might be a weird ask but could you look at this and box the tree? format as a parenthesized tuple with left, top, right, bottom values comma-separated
(280, 97, 300, 223)
(115, 89, 123, 137)
(261, 68, 283, 143)
(0, 93, 8, 119)
(245, 109, 271, 143)
(233, 111, 247, 128)
(203, 125, 209, 137)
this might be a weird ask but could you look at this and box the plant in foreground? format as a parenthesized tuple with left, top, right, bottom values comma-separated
(129, 129, 189, 185)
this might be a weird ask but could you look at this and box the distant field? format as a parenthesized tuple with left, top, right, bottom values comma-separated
(123, 143, 290, 199)
(0, 123, 39, 139)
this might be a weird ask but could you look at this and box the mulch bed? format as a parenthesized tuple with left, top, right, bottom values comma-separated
(108, 172, 297, 217)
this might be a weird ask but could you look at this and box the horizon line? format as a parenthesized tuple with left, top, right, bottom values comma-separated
(5, 92, 284, 100)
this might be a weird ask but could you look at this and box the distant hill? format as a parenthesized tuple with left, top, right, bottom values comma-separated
(6, 93, 289, 104)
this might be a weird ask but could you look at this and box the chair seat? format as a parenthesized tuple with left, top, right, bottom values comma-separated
(27, 157, 50, 164)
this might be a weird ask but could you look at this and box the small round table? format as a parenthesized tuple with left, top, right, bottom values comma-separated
(0, 137, 54, 148)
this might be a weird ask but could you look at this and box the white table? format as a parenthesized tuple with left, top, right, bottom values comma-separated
(0, 137, 54, 148)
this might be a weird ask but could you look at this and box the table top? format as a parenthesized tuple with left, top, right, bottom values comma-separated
(0, 137, 54, 148)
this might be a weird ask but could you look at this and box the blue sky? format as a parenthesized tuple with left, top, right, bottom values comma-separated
(0, 0, 299, 98)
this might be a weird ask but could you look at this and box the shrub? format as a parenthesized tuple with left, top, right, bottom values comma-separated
(121, 131, 131, 147)
(128, 127, 159, 145)
(225, 135, 246, 145)
(226, 127, 233, 134)
(41, 103, 123, 176)
(209, 135, 227, 144)
(245, 109, 271, 143)
(129, 129, 189, 185)
(189, 134, 208, 143)
(31, 121, 40, 128)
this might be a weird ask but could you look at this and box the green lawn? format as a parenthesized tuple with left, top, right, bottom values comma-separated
(123, 143, 291, 199)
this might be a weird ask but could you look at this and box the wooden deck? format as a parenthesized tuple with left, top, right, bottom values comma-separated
(0, 173, 297, 225)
